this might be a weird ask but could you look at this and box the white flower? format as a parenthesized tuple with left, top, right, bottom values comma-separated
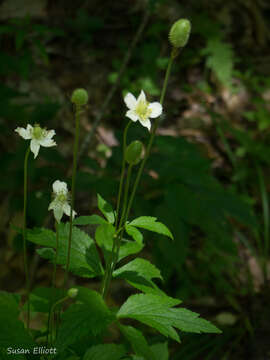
(124, 90, 162, 131)
(15, 124, 56, 159)
(48, 180, 76, 223)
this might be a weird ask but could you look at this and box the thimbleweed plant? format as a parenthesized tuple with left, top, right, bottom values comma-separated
(3, 18, 222, 359)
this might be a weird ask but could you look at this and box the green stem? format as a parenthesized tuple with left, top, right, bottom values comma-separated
(125, 53, 174, 221)
(115, 120, 132, 227)
(64, 104, 81, 289)
(47, 221, 60, 345)
(23, 146, 31, 330)
(102, 164, 133, 299)
(49, 296, 69, 345)
(102, 122, 132, 298)
(255, 162, 269, 283)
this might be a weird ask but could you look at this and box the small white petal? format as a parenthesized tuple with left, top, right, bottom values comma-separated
(30, 139, 40, 159)
(53, 180, 68, 194)
(15, 126, 32, 140)
(137, 90, 146, 103)
(124, 93, 137, 110)
(48, 200, 56, 211)
(54, 206, 64, 223)
(63, 203, 76, 219)
(46, 129, 56, 139)
(126, 110, 138, 122)
(139, 118, 151, 131)
(149, 102, 162, 118)
(39, 138, 56, 147)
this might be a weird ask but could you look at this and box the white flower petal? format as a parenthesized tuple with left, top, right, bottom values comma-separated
(139, 118, 151, 131)
(15, 126, 32, 140)
(124, 93, 137, 110)
(53, 180, 68, 194)
(48, 200, 56, 211)
(39, 138, 56, 147)
(54, 205, 64, 223)
(126, 110, 138, 122)
(137, 90, 146, 103)
(30, 139, 40, 159)
(63, 203, 76, 219)
(46, 130, 56, 139)
(149, 102, 162, 118)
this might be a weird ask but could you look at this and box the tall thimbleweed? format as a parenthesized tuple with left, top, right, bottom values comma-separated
(15, 124, 56, 330)
(64, 88, 88, 289)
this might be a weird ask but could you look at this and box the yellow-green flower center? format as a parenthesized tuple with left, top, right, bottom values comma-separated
(135, 100, 152, 121)
(57, 193, 67, 203)
(33, 125, 44, 140)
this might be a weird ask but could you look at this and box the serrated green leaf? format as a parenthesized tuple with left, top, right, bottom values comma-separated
(125, 225, 143, 244)
(113, 258, 164, 294)
(28, 224, 103, 278)
(95, 223, 115, 264)
(0, 291, 34, 348)
(119, 325, 154, 360)
(118, 239, 144, 261)
(83, 344, 126, 360)
(129, 217, 173, 240)
(56, 287, 114, 352)
(202, 38, 234, 86)
(97, 194, 115, 224)
(117, 294, 220, 342)
(73, 215, 107, 226)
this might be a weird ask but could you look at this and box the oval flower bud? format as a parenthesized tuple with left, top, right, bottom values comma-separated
(71, 88, 88, 106)
(169, 19, 191, 48)
(68, 288, 78, 298)
(125, 140, 143, 165)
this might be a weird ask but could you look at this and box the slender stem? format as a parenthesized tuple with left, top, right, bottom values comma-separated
(255, 162, 269, 283)
(102, 121, 131, 298)
(23, 146, 31, 330)
(46, 221, 60, 345)
(49, 296, 69, 345)
(115, 120, 132, 226)
(64, 104, 81, 288)
(102, 164, 133, 299)
(125, 53, 174, 221)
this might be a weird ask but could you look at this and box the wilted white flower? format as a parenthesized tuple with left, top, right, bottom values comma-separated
(15, 124, 56, 159)
(124, 90, 162, 131)
(48, 180, 76, 223)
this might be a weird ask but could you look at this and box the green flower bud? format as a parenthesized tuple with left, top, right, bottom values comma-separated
(169, 19, 191, 48)
(125, 140, 143, 165)
(68, 288, 78, 298)
(71, 88, 88, 106)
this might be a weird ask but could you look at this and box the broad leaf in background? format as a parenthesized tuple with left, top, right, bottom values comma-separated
(27, 224, 103, 278)
(119, 325, 154, 360)
(97, 193, 115, 224)
(0, 291, 34, 349)
(83, 344, 126, 360)
(56, 287, 114, 352)
(117, 294, 221, 342)
(129, 216, 173, 240)
(113, 258, 165, 295)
